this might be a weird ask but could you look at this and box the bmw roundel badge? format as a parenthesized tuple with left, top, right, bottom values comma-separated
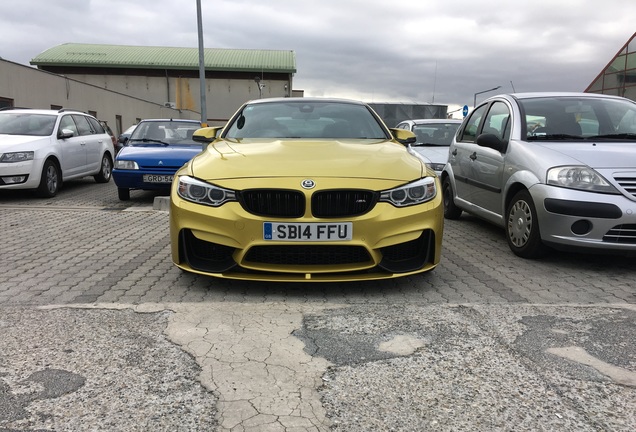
(301, 179, 315, 189)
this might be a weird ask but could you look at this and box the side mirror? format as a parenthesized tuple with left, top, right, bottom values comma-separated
(475, 133, 505, 152)
(58, 129, 75, 139)
(389, 128, 416, 145)
(192, 126, 224, 143)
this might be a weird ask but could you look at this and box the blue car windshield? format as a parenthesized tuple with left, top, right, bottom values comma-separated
(128, 121, 201, 145)
(0, 113, 56, 136)
(223, 100, 391, 140)
(522, 96, 636, 141)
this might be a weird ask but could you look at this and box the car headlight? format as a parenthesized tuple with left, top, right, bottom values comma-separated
(426, 162, 445, 172)
(546, 166, 619, 194)
(0, 151, 34, 163)
(380, 177, 437, 207)
(114, 160, 139, 170)
(177, 175, 237, 207)
(406, 149, 444, 173)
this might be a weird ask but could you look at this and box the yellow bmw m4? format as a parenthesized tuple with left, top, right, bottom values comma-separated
(170, 98, 444, 282)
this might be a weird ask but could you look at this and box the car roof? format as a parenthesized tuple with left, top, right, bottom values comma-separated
(488, 92, 631, 102)
(245, 97, 368, 106)
(0, 108, 86, 116)
(409, 119, 463, 124)
(396, 119, 463, 126)
(138, 118, 201, 123)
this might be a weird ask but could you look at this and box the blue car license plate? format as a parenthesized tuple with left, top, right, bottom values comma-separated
(143, 174, 173, 183)
(264, 222, 352, 241)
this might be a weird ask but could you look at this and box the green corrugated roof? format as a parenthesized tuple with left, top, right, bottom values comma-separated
(30, 43, 296, 73)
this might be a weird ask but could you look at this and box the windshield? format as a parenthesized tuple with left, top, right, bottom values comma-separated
(412, 123, 460, 146)
(223, 100, 390, 140)
(0, 113, 57, 136)
(522, 96, 636, 141)
(128, 120, 201, 145)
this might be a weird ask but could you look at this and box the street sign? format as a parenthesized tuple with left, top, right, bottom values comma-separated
(462, 105, 469, 117)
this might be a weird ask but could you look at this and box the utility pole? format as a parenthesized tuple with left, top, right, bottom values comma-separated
(196, 0, 207, 126)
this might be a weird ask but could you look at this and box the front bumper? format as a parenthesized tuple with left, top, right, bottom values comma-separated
(170, 178, 444, 282)
(0, 160, 40, 189)
(532, 184, 636, 253)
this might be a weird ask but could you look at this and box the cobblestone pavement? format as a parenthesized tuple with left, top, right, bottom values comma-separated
(1, 179, 634, 307)
(0, 179, 635, 431)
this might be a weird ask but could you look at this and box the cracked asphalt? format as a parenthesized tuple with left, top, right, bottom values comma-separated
(0, 178, 635, 431)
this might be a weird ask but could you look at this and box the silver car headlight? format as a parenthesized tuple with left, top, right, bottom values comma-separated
(406, 148, 444, 173)
(380, 177, 437, 207)
(177, 175, 237, 207)
(114, 160, 139, 170)
(426, 162, 446, 172)
(0, 151, 34, 163)
(546, 166, 619, 194)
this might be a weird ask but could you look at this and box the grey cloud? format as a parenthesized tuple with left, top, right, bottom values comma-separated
(0, 0, 634, 113)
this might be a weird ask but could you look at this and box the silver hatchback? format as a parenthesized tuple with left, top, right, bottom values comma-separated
(442, 92, 636, 258)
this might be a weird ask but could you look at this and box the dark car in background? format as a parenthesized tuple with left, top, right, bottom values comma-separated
(395, 119, 462, 175)
(99, 120, 117, 151)
(113, 119, 202, 200)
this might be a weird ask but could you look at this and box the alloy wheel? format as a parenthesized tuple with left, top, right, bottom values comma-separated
(45, 164, 58, 195)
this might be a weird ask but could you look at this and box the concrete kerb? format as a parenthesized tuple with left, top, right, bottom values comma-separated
(153, 196, 171, 211)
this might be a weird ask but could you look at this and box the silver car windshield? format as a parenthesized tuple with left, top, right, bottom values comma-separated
(128, 121, 201, 146)
(522, 96, 636, 141)
(223, 101, 390, 140)
(0, 113, 57, 136)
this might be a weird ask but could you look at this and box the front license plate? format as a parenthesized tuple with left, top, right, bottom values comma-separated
(143, 174, 173, 184)
(264, 222, 353, 241)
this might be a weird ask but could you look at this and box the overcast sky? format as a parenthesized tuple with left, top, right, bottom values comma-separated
(1, 0, 635, 116)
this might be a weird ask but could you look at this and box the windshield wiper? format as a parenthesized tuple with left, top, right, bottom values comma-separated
(527, 134, 581, 141)
(129, 138, 170, 146)
(587, 133, 636, 140)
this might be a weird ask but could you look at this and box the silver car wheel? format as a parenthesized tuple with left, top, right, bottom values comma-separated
(102, 156, 111, 178)
(45, 164, 58, 194)
(507, 199, 532, 247)
(36, 159, 60, 197)
(94, 154, 113, 183)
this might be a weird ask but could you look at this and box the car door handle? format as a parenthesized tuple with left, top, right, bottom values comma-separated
(469, 152, 477, 160)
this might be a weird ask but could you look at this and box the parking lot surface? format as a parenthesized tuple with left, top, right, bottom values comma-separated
(1, 179, 635, 431)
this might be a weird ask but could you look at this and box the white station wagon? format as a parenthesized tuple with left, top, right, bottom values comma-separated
(0, 108, 115, 197)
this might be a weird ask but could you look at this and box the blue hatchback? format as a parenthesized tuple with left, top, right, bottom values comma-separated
(113, 119, 202, 200)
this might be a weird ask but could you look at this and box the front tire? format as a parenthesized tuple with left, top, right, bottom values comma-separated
(506, 190, 548, 258)
(118, 187, 130, 201)
(36, 159, 61, 198)
(442, 177, 462, 219)
(94, 154, 113, 183)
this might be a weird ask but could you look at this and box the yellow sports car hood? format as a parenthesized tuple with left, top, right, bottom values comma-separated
(189, 138, 425, 181)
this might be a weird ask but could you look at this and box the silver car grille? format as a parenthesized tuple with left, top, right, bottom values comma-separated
(614, 175, 636, 198)
(603, 224, 636, 244)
